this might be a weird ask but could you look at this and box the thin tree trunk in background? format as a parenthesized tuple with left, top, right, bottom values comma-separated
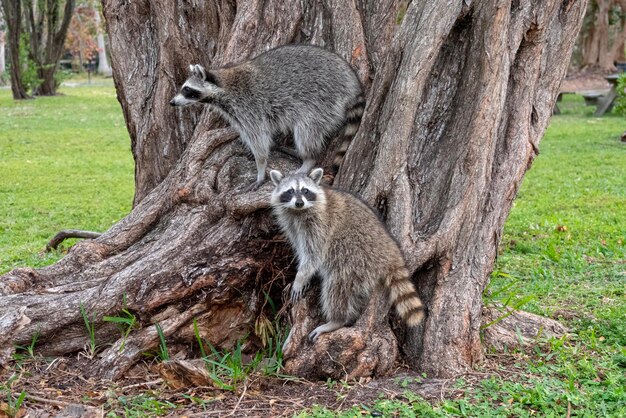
(610, 0, 626, 63)
(0, 0, 587, 380)
(24, 0, 75, 96)
(0, 30, 5, 78)
(93, 5, 111, 76)
(0, 0, 29, 99)
(580, 0, 626, 70)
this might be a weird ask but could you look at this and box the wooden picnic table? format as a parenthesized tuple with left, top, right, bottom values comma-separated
(594, 74, 620, 116)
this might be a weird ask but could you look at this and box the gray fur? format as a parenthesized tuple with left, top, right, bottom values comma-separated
(170, 45, 364, 189)
(270, 169, 425, 343)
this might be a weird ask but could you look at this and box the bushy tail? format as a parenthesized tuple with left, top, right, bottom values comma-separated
(332, 94, 366, 171)
(386, 266, 425, 327)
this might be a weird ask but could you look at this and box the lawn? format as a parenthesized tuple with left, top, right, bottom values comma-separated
(0, 84, 624, 416)
(0, 78, 134, 272)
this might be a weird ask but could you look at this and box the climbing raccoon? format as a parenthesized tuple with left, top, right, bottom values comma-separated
(269, 168, 425, 341)
(170, 45, 365, 190)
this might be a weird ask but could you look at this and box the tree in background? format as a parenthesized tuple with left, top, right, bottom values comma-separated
(0, 0, 29, 99)
(93, 3, 110, 76)
(65, 4, 98, 70)
(24, 0, 75, 95)
(580, 0, 626, 70)
(0, 9, 5, 82)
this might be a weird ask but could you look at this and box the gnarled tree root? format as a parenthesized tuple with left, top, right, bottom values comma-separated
(482, 305, 569, 351)
(46, 230, 103, 252)
(282, 285, 398, 381)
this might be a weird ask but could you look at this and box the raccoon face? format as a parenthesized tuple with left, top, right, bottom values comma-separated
(170, 64, 222, 107)
(270, 168, 325, 211)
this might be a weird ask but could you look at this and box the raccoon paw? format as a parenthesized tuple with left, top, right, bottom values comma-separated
(308, 329, 322, 343)
(308, 321, 344, 343)
(290, 282, 308, 302)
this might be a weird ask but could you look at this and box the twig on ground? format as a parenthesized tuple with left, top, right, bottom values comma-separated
(120, 379, 164, 390)
(25, 394, 71, 407)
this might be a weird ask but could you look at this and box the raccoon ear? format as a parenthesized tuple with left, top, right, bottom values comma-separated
(269, 170, 283, 186)
(204, 70, 219, 86)
(191, 64, 207, 80)
(309, 168, 323, 185)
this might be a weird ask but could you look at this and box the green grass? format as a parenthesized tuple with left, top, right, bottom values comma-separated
(1, 84, 624, 416)
(0, 77, 134, 273)
(491, 95, 625, 344)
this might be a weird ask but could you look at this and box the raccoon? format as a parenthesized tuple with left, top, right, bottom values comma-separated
(170, 45, 365, 190)
(269, 168, 425, 341)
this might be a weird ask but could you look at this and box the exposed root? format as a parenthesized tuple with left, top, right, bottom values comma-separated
(46, 230, 103, 252)
(481, 305, 569, 351)
(282, 284, 398, 381)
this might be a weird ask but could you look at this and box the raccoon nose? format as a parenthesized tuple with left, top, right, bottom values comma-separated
(169, 99, 176, 106)
(295, 200, 304, 208)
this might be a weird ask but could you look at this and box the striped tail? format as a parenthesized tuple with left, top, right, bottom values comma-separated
(386, 266, 425, 327)
(332, 94, 366, 171)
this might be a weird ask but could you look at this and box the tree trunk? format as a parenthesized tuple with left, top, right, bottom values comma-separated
(24, 0, 75, 96)
(0, 0, 30, 99)
(0, 30, 5, 78)
(609, 0, 626, 63)
(0, 0, 587, 381)
(581, 0, 626, 70)
(93, 6, 111, 76)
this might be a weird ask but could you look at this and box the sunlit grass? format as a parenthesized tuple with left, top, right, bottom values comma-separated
(0, 77, 133, 272)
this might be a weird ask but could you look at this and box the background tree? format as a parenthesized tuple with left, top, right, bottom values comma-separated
(65, 3, 98, 70)
(580, 0, 626, 70)
(24, 0, 75, 95)
(0, 0, 29, 99)
(93, 3, 110, 76)
(0, 8, 5, 81)
(0, 0, 587, 380)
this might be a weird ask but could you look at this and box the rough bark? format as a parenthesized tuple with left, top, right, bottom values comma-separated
(0, 0, 587, 381)
(0, 0, 30, 99)
(24, 0, 75, 96)
(282, 283, 399, 380)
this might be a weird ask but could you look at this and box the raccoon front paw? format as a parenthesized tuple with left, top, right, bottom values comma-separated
(308, 328, 322, 343)
(290, 281, 309, 302)
(308, 321, 344, 343)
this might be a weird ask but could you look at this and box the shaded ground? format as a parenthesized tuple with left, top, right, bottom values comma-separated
(560, 67, 613, 92)
(0, 357, 453, 417)
(0, 350, 549, 417)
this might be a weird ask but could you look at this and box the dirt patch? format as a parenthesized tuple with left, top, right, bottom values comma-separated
(560, 68, 613, 92)
(0, 356, 469, 417)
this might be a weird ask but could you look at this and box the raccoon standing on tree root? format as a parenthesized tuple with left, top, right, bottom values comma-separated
(170, 45, 365, 190)
(270, 168, 425, 342)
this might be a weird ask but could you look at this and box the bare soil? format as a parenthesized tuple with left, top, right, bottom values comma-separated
(1, 351, 545, 417)
(560, 67, 613, 92)
(1, 356, 466, 417)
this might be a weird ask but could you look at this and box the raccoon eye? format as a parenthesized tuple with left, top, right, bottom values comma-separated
(287, 188, 295, 195)
(301, 188, 309, 195)
(182, 86, 191, 94)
